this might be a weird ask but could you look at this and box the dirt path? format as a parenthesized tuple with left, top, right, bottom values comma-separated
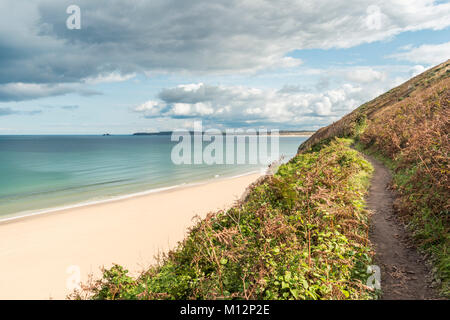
(364, 154, 440, 300)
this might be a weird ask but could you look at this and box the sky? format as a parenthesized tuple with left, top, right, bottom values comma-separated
(0, 0, 449, 134)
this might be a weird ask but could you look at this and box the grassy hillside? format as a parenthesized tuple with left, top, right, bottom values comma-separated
(299, 60, 449, 152)
(299, 60, 449, 296)
(73, 139, 376, 300)
(74, 60, 448, 300)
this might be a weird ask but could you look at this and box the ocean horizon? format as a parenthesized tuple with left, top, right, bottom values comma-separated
(0, 135, 307, 221)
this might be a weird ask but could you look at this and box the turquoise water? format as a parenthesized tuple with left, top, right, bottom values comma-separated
(0, 135, 306, 220)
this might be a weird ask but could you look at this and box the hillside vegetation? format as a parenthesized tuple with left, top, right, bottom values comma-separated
(73, 139, 375, 300)
(299, 60, 449, 296)
(74, 60, 448, 300)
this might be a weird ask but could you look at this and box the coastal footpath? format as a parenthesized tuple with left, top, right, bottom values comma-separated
(74, 60, 449, 300)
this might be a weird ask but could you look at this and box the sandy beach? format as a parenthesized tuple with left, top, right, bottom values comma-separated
(0, 172, 261, 300)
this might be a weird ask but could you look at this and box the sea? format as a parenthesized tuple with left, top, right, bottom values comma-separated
(0, 135, 307, 221)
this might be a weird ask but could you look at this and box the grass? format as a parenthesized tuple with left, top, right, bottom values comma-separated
(72, 138, 377, 300)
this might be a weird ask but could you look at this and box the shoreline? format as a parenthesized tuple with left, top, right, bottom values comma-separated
(0, 171, 262, 299)
(278, 134, 313, 137)
(0, 169, 263, 225)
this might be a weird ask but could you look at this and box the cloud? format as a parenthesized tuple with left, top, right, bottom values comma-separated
(0, 107, 19, 116)
(1, 0, 449, 89)
(409, 65, 426, 77)
(43, 104, 79, 110)
(0, 83, 100, 102)
(133, 82, 377, 127)
(23, 110, 43, 115)
(134, 100, 167, 118)
(60, 105, 79, 110)
(0, 107, 42, 116)
(83, 72, 136, 85)
(388, 42, 450, 65)
(345, 67, 387, 83)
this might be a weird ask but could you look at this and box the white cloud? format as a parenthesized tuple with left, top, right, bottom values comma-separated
(388, 42, 450, 65)
(134, 100, 166, 117)
(409, 65, 426, 77)
(345, 67, 387, 83)
(133, 82, 380, 127)
(315, 97, 333, 116)
(84, 72, 136, 85)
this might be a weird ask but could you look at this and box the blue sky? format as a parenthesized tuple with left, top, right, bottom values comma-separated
(0, 0, 449, 134)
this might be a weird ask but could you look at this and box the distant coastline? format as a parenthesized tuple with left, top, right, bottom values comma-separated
(133, 130, 315, 137)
